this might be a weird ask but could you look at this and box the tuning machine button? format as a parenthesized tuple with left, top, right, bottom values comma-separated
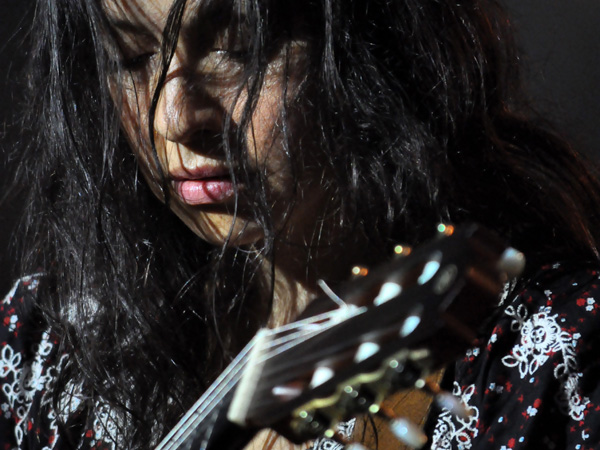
(497, 247, 526, 278)
(292, 409, 328, 439)
(422, 379, 471, 420)
(378, 405, 427, 448)
(345, 444, 370, 450)
(388, 418, 428, 448)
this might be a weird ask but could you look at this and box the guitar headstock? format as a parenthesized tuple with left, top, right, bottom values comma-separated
(227, 224, 524, 447)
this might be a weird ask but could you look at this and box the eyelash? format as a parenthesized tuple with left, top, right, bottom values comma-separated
(213, 48, 252, 62)
(118, 46, 251, 74)
(120, 52, 157, 71)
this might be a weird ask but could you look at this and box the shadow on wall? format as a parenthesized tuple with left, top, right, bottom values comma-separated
(0, 1, 599, 294)
(505, 0, 600, 157)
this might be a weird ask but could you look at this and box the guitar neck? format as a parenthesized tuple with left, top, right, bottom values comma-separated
(157, 225, 520, 450)
(156, 336, 260, 450)
(169, 389, 256, 450)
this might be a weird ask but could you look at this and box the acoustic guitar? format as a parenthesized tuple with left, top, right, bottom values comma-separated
(156, 223, 525, 450)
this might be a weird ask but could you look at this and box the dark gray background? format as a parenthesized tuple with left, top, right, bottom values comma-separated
(1, 1, 599, 292)
(507, 1, 600, 156)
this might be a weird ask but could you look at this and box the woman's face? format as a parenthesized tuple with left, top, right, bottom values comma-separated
(104, 0, 322, 246)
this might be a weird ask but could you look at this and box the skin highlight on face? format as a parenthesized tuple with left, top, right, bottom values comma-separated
(103, 0, 372, 341)
(104, 0, 323, 248)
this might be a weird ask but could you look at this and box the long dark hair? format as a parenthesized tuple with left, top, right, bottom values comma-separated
(10, 0, 600, 447)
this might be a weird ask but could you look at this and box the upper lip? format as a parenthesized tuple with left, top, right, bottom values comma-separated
(169, 165, 231, 181)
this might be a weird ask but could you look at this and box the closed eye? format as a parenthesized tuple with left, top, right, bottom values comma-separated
(211, 48, 251, 63)
(120, 52, 158, 71)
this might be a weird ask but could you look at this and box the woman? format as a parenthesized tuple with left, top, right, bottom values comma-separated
(2, 0, 600, 448)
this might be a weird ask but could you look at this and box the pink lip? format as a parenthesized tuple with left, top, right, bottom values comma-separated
(170, 166, 235, 205)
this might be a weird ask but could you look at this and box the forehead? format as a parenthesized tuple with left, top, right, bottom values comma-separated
(101, 0, 243, 41)
(102, 0, 175, 33)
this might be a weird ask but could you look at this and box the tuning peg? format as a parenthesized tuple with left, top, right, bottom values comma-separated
(393, 244, 412, 257)
(271, 384, 303, 401)
(377, 406, 427, 448)
(373, 281, 403, 306)
(310, 366, 335, 388)
(386, 356, 421, 389)
(436, 223, 455, 236)
(354, 342, 381, 363)
(293, 410, 328, 438)
(351, 266, 369, 277)
(497, 247, 525, 278)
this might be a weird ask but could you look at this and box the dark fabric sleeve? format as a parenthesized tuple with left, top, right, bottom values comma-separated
(427, 264, 600, 450)
(0, 276, 60, 450)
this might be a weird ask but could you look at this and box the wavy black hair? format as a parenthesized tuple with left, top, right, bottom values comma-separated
(10, 0, 600, 447)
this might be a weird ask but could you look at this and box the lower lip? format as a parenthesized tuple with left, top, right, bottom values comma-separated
(174, 179, 234, 205)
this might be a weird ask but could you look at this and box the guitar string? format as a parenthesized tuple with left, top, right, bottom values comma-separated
(162, 303, 391, 447)
(260, 306, 364, 351)
(249, 310, 415, 410)
(259, 307, 367, 361)
(156, 311, 352, 449)
(158, 330, 313, 449)
(156, 335, 258, 449)
(212, 310, 368, 427)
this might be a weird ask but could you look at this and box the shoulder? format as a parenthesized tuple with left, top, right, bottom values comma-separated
(1, 277, 122, 450)
(0, 275, 62, 449)
(428, 262, 600, 450)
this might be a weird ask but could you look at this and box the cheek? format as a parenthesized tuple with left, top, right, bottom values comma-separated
(118, 85, 170, 199)
(119, 82, 152, 146)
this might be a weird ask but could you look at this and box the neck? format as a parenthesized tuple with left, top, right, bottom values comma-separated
(260, 257, 317, 328)
(262, 230, 383, 328)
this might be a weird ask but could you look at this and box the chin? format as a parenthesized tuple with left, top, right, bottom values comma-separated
(176, 208, 265, 247)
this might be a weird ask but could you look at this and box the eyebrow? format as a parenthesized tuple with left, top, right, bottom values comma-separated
(106, 17, 157, 37)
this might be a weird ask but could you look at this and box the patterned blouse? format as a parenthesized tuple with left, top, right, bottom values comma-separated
(426, 262, 600, 450)
(2, 263, 600, 449)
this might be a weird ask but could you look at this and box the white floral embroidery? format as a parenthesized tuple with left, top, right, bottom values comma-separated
(2, 331, 58, 447)
(92, 403, 119, 448)
(7, 315, 18, 332)
(556, 373, 590, 421)
(465, 347, 480, 359)
(1, 277, 120, 450)
(504, 303, 528, 333)
(430, 383, 479, 450)
(501, 307, 571, 378)
(310, 419, 355, 450)
(502, 304, 590, 422)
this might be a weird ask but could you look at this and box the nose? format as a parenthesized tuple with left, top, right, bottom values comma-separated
(153, 56, 223, 144)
